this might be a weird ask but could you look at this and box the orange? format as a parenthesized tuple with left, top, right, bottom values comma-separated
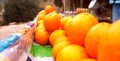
(56, 45, 89, 61)
(85, 22, 111, 59)
(53, 36, 68, 46)
(64, 17, 73, 34)
(35, 29, 50, 45)
(0, 54, 10, 61)
(52, 39, 70, 59)
(45, 5, 54, 14)
(76, 8, 88, 14)
(35, 24, 45, 32)
(37, 10, 46, 15)
(37, 13, 46, 21)
(98, 20, 120, 61)
(35, 20, 46, 32)
(60, 16, 72, 30)
(37, 20, 44, 26)
(80, 58, 97, 61)
(66, 12, 99, 46)
(44, 12, 61, 31)
(49, 29, 66, 46)
(76, 8, 84, 14)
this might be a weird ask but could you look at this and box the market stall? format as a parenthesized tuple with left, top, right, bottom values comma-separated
(1, 0, 120, 61)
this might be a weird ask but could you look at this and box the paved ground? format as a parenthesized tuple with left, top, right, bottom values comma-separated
(0, 11, 26, 40)
(0, 13, 26, 40)
(0, 23, 26, 40)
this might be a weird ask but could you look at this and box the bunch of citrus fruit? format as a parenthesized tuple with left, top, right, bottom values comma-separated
(34, 5, 120, 61)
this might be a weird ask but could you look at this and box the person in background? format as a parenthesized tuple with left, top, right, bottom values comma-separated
(0, 0, 5, 13)
(109, 0, 120, 22)
(88, 0, 100, 17)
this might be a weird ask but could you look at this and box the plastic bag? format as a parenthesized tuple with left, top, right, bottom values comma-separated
(0, 21, 35, 61)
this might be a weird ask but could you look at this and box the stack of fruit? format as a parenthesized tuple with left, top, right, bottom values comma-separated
(34, 5, 120, 61)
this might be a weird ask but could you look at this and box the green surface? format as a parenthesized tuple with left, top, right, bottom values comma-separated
(30, 44, 52, 57)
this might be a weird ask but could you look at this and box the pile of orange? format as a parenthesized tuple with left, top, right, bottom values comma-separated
(34, 5, 120, 61)
(34, 5, 61, 45)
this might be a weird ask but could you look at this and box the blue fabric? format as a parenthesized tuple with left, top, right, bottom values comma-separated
(109, 0, 120, 4)
(112, 4, 120, 22)
(0, 34, 21, 52)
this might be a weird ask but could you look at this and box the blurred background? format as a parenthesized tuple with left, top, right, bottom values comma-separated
(0, 0, 112, 25)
